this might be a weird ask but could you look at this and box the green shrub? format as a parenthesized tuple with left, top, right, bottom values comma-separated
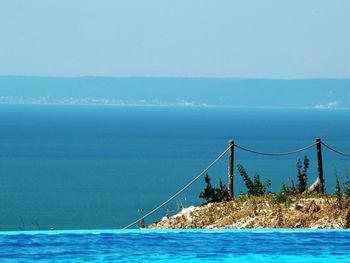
(280, 183, 290, 195)
(296, 156, 309, 193)
(290, 179, 297, 193)
(335, 172, 342, 209)
(237, 164, 271, 196)
(274, 194, 292, 208)
(275, 193, 288, 203)
(199, 174, 229, 204)
(138, 208, 145, 228)
(344, 166, 350, 198)
(217, 179, 229, 202)
(275, 183, 293, 207)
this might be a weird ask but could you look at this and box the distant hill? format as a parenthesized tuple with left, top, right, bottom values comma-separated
(0, 76, 349, 109)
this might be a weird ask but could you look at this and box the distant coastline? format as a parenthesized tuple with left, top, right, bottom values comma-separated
(1, 76, 350, 109)
(1, 99, 350, 110)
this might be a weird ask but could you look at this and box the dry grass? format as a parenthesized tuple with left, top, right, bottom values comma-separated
(148, 194, 350, 229)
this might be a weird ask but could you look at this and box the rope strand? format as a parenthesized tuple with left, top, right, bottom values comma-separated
(234, 142, 317, 156)
(122, 144, 233, 229)
(321, 142, 350, 158)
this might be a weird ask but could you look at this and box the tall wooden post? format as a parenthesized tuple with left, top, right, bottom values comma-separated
(228, 140, 234, 201)
(316, 138, 325, 194)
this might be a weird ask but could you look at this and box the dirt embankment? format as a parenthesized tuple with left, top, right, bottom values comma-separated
(148, 195, 350, 229)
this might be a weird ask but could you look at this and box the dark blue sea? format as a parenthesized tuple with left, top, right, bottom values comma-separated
(0, 105, 349, 230)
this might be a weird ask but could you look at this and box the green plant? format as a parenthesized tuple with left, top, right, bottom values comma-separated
(275, 193, 288, 204)
(138, 208, 145, 228)
(296, 156, 309, 193)
(344, 166, 350, 198)
(237, 164, 271, 196)
(279, 177, 297, 195)
(280, 183, 290, 195)
(275, 183, 292, 207)
(290, 178, 297, 193)
(199, 174, 229, 204)
(217, 179, 229, 202)
(335, 172, 342, 209)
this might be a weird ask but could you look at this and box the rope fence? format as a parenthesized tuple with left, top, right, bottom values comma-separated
(123, 138, 350, 229)
(122, 144, 232, 229)
(321, 141, 350, 158)
(234, 142, 317, 156)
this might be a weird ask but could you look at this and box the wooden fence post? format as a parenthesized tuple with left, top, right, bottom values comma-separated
(316, 138, 325, 194)
(228, 140, 234, 201)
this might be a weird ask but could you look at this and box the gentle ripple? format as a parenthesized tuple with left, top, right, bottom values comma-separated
(0, 230, 350, 262)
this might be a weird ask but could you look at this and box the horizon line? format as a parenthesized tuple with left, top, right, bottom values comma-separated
(1, 75, 350, 81)
(1, 101, 349, 111)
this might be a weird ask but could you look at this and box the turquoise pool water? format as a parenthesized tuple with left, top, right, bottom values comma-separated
(1, 230, 350, 262)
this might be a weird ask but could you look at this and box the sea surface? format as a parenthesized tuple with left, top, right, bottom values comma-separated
(0, 105, 350, 230)
(1, 229, 350, 262)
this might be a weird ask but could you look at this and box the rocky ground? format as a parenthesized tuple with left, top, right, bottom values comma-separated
(148, 194, 350, 229)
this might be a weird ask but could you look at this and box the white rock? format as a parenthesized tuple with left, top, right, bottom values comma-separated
(172, 205, 197, 219)
(181, 206, 197, 214)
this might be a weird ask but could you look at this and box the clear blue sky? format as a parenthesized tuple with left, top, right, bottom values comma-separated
(0, 0, 349, 78)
